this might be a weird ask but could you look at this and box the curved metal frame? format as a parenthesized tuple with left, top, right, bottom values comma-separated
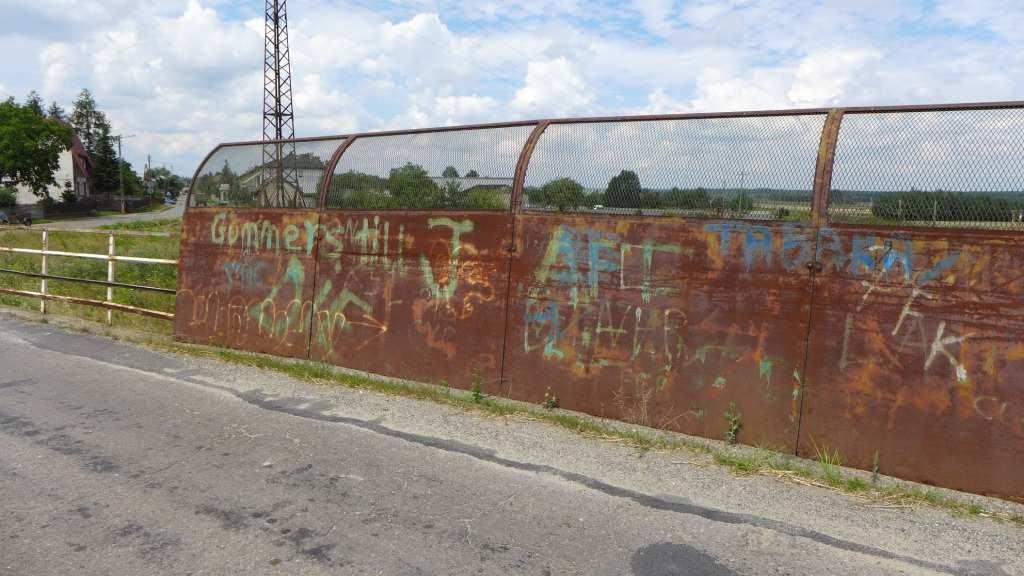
(316, 135, 358, 209)
(186, 99, 1024, 226)
(185, 135, 350, 209)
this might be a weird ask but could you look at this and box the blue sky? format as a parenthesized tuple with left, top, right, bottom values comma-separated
(1, 0, 1023, 174)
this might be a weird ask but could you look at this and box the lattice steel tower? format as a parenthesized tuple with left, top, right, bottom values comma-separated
(260, 0, 301, 207)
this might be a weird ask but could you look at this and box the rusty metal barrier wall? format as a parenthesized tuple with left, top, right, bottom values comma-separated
(176, 102, 1024, 500)
(309, 210, 513, 387)
(797, 106, 1024, 499)
(503, 214, 819, 450)
(175, 208, 323, 358)
(801, 226, 1024, 499)
(310, 125, 534, 386)
(176, 137, 346, 357)
(501, 113, 828, 451)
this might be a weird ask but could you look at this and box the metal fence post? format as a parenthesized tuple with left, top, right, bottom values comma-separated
(39, 230, 48, 314)
(107, 232, 115, 325)
(810, 109, 844, 227)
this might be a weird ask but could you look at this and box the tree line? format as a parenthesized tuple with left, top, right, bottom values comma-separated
(330, 163, 504, 210)
(870, 189, 1024, 223)
(524, 170, 758, 213)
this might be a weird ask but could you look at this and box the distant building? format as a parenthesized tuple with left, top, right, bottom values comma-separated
(233, 153, 325, 205)
(12, 130, 92, 205)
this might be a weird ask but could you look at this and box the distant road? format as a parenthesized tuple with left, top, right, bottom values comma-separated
(43, 200, 184, 230)
(0, 312, 1019, 575)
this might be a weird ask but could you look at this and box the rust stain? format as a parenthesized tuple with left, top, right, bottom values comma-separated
(174, 208, 321, 358)
(801, 225, 1024, 499)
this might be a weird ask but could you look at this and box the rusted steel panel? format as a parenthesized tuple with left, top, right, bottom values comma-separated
(502, 213, 817, 449)
(800, 226, 1024, 500)
(174, 208, 320, 358)
(309, 211, 512, 388)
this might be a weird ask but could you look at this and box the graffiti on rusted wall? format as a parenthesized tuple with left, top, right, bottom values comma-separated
(801, 227, 1024, 497)
(309, 211, 511, 386)
(502, 214, 817, 450)
(174, 209, 321, 358)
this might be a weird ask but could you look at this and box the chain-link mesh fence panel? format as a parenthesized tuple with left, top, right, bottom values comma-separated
(829, 108, 1024, 229)
(522, 115, 826, 220)
(189, 138, 346, 208)
(324, 125, 535, 211)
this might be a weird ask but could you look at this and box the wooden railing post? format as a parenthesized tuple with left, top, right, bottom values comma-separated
(39, 230, 48, 314)
(107, 232, 115, 325)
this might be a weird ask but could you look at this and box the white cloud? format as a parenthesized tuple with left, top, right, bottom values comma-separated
(686, 67, 792, 112)
(936, 0, 1024, 42)
(679, 0, 731, 27)
(510, 57, 594, 116)
(4, 0, 1024, 176)
(387, 91, 500, 128)
(787, 49, 883, 107)
(632, 0, 676, 37)
(40, 43, 76, 98)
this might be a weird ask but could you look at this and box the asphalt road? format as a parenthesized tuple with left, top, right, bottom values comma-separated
(0, 312, 1020, 575)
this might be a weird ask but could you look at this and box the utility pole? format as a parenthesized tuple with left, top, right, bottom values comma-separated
(114, 134, 135, 213)
(260, 0, 300, 208)
(117, 136, 124, 212)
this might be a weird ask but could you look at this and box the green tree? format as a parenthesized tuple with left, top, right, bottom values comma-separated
(60, 179, 77, 205)
(24, 91, 44, 116)
(193, 173, 219, 205)
(145, 166, 185, 199)
(118, 159, 145, 196)
(605, 170, 642, 208)
(70, 89, 100, 154)
(47, 101, 66, 121)
(442, 166, 459, 178)
(465, 169, 479, 178)
(539, 178, 585, 212)
(663, 187, 710, 210)
(464, 187, 507, 210)
(0, 99, 72, 195)
(326, 170, 389, 208)
(0, 187, 16, 208)
(387, 163, 442, 208)
(442, 178, 463, 207)
(91, 115, 120, 194)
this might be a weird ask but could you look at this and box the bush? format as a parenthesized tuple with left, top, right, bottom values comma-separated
(463, 187, 507, 210)
(0, 187, 15, 208)
(60, 180, 76, 205)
